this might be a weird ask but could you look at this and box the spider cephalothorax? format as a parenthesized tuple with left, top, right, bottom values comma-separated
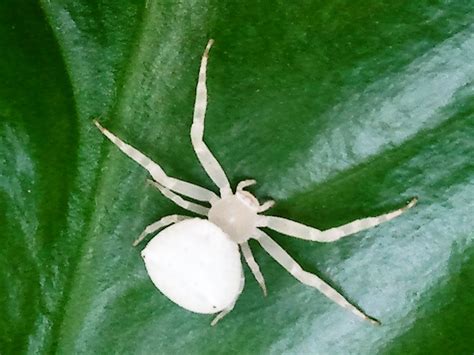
(208, 181, 271, 243)
(95, 39, 417, 326)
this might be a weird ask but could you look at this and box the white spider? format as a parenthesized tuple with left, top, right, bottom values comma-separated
(94, 39, 417, 326)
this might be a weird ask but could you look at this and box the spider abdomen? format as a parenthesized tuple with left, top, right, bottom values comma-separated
(141, 218, 244, 314)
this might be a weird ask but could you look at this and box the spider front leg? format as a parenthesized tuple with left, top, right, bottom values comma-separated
(259, 197, 417, 242)
(255, 230, 380, 325)
(190, 39, 232, 197)
(147, 180, 210, 216)
(134, 214, 191, 246)
(94, 121, 218, 203)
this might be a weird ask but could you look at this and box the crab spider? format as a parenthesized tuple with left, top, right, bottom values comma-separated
(94, 39, 417, 326)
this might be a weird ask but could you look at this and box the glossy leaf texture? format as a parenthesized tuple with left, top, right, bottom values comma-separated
(1, 1, 473, 354)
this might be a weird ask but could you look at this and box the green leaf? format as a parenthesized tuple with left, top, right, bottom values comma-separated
(1, 1, 473, 354)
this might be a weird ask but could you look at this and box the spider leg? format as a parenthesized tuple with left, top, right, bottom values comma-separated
(133, 214, 191, 246)
(190, 40, 232, 197)
(255, 230, 380, 325)
(211, 270, 245, 326)
(258, 197, 417, 242)
(147, 179, 209, 216)
(94, 120, 218, 203)
(241, 241, 267, 296)
(211, 307, 233, 326)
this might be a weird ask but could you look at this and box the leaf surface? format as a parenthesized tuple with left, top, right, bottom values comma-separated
(1, 1, 473, 354)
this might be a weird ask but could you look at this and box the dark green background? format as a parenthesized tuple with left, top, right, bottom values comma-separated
(1, 0, 473, 354)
